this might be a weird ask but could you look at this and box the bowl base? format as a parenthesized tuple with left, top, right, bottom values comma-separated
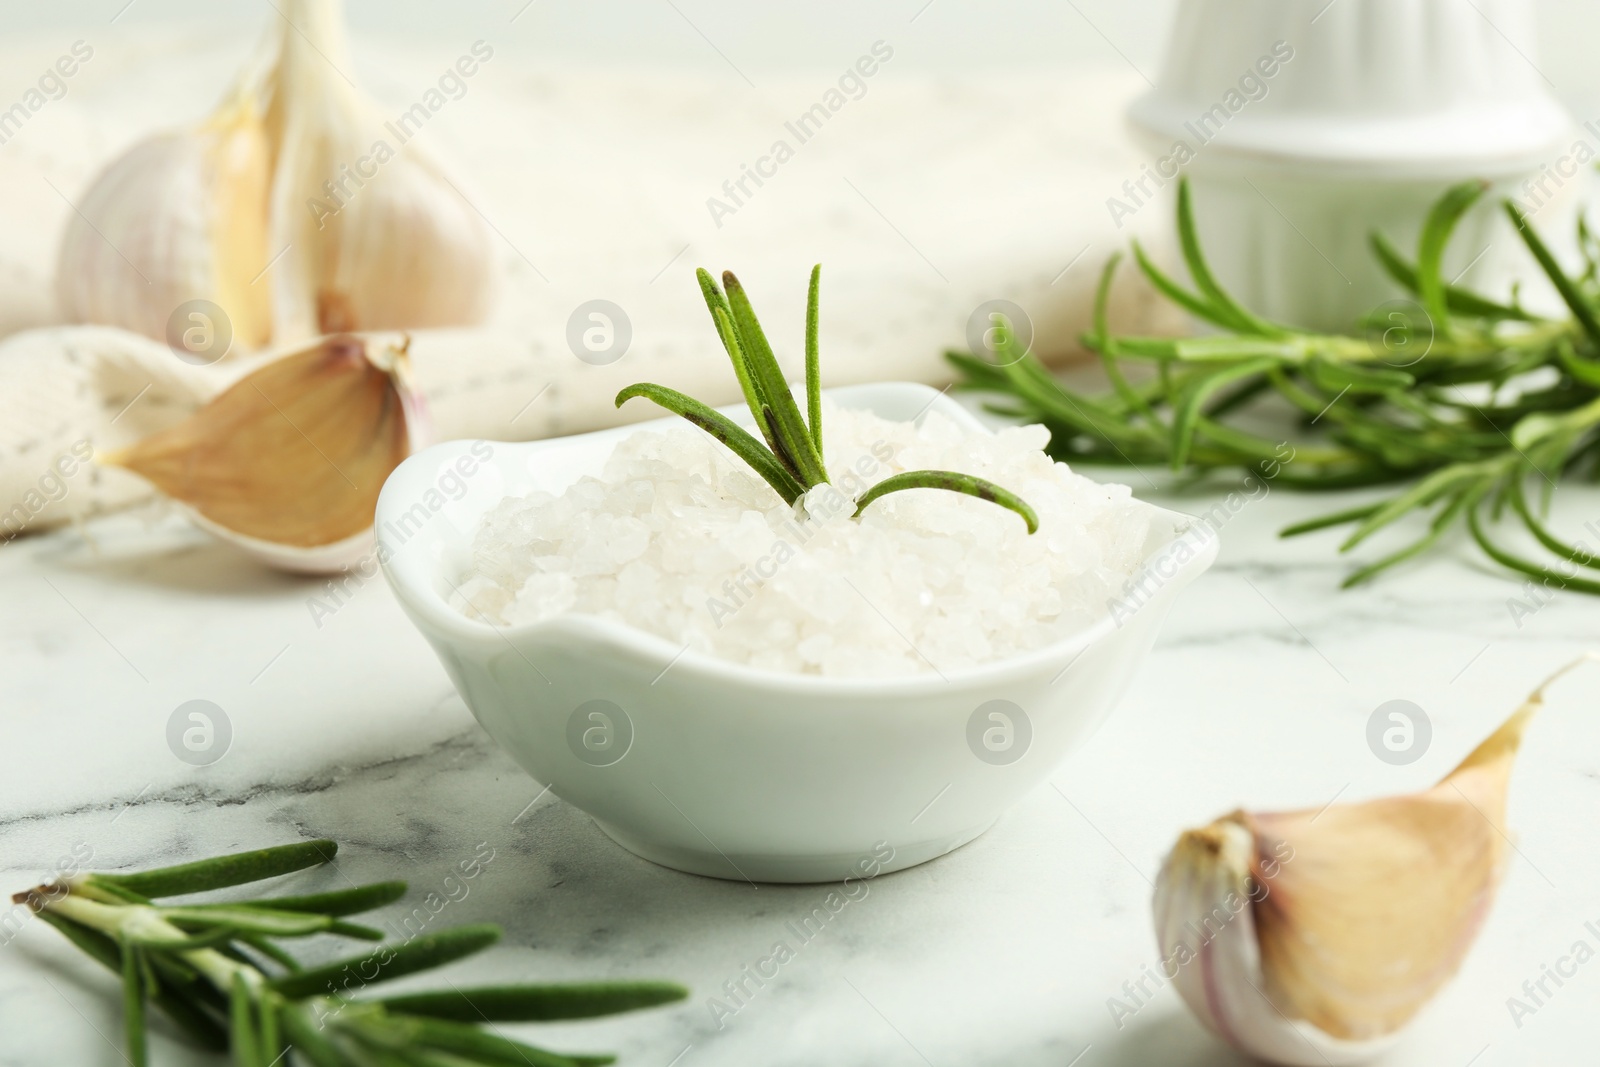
(591, 818, 997, 884)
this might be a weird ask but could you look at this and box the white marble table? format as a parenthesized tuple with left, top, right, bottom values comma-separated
(3, 463, 1598, 1067)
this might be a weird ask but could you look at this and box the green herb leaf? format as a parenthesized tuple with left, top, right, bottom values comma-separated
(327, 920, 387, 942)
(250, 882, 408, 917)
(230, 974, 264, 1067)
(239, 933, 303, 973)
(806, 263, 823, 455)
(1341, 489, 1475, 587)
(121, 941, 150, 1067)
(1469, 500, 1600, 594)
(1369, 230, 1535, 322)
(1171, 358, 1277, 469)
(1505, 200, 1600, 348)
(377, 981, 689, 1022)
(278, 1004, 348, 1067)
(266, 924, 502, 999)
(124, 925, 243, 950)
(1557, 342, 1600, 387)
(616, 382, 806, 503)
(1130, 239, 1225, 328)
(385, 1015, 602, 1067)
(1175, 178, 1287, 338)
(1508, 476, 1600, 570)
(1340, 463, 1485, 550)
(257, 994, 283, 1067)
(853, 470, 1039, 534)
(1280, 502, 1384, 538)
(92, 840, 336, 898)
(722, 271, 829, 484)
(1414, 180, 1488, 338)
(164, 906, 335, 937)
(1305, 356, 1415, 395)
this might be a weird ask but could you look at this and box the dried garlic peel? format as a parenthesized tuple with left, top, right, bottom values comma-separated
(1154, 657, 1591, 1067)
(102, 334, 422, 571)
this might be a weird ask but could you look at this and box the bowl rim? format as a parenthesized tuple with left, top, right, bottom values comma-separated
(377, 381, 1218, 696)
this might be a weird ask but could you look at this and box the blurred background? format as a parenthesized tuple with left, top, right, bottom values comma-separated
(1, 0, 1596, 93)
(1, 0, 1593, 523)
(0, 0, 1596, 97)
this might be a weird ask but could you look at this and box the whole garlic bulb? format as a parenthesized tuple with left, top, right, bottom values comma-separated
(57, 92, 274, 349)
(1152, 660, 1587, 1066)
(56, 0, 493, 352)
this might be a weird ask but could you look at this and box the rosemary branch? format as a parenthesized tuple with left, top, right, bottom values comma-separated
(14, 841, 686, 1066)
(951, 176, 1600, 592)
(618, 266, 1040, 534)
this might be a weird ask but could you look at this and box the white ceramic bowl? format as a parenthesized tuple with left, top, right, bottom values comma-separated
(377, 383, 1216, 883)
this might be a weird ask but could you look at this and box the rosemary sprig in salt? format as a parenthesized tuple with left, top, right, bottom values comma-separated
(619, 266, 1038, 534)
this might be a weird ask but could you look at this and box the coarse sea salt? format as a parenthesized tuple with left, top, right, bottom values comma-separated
(452, 401, 1155, 678)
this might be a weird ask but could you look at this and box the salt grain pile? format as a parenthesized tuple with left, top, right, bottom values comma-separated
(453, 401, 1155, 677)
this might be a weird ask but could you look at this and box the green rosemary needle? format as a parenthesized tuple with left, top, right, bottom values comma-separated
(951, 176, 1600, 592)
(14, 840, 686, 1066)
(618, 266, 1040, 534)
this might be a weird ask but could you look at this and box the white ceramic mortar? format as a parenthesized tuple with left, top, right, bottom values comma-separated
(1128, 0, 1576, 330)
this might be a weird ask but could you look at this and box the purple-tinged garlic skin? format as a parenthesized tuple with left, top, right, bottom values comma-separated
(1154, 679, 1552, 1065)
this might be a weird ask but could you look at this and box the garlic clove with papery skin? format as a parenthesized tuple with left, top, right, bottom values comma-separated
(1153, 660, 1587, 1066)
(57, 90, 274, 350)
(1153, 818, 1400, 1067)
(265, 0, 495, 342)
(101, 333, 427, 573)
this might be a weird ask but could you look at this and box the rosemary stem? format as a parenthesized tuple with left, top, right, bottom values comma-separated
(44, 892, 266, 995)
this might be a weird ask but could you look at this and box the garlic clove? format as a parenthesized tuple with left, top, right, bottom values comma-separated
(1248, 725, 1519, 1041)
(1153, 817, 1391, 1067)
(57, 91, 274, 350)
(266, 0, 494, 342)
(101, 333, 425, 572)
(203, 97, 277, 349)
(1154, 661, 1583, 1066)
